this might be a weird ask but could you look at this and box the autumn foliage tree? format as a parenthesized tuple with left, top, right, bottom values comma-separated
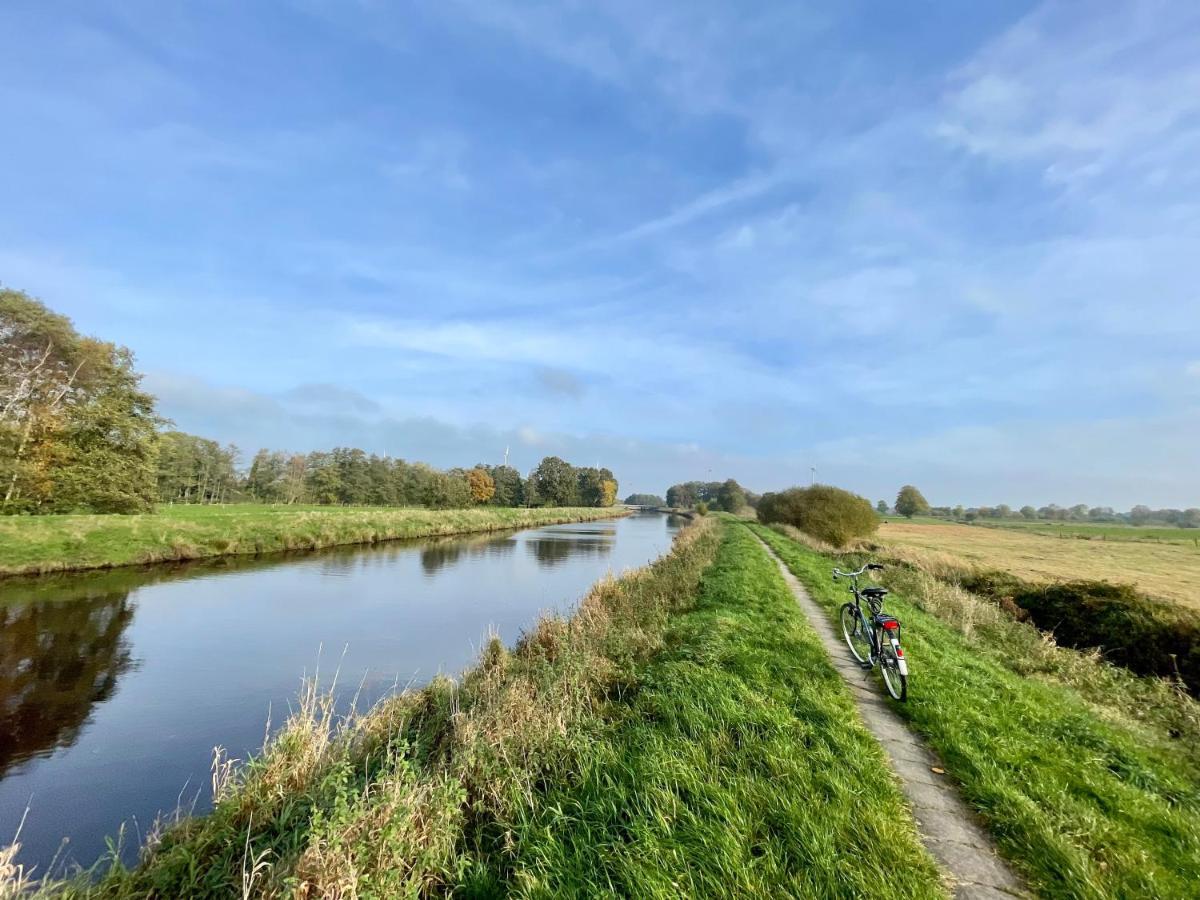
(466, 466, 495, 504)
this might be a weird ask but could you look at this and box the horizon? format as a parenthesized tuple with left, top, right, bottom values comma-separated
(3, 1, 1198, 507)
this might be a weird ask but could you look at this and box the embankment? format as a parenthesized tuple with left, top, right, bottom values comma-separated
(0, 505, 629, 577)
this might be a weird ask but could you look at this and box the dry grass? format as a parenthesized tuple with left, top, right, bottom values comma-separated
(875, 520, 1200, 607)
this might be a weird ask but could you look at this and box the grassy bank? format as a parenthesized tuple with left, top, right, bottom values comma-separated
(10, 517, 945, 897)
(0, 505, 628, 577)
(753, 523, 1200, 898)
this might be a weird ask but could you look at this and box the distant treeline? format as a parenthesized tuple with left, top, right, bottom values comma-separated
(2, 288, 619, 514)
(922, 503, 1200, 528)
(623, 493, 664, 507)
(664, 479, 758, 513)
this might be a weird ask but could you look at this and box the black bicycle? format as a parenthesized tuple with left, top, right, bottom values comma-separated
(834, 563, 908, 701)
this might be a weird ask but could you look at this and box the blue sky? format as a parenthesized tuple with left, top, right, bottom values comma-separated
(2, 0, 1197, 506)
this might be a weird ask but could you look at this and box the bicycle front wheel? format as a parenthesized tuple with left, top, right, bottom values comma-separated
(880, 643, 908, 702)
(840, 603, 872, 666)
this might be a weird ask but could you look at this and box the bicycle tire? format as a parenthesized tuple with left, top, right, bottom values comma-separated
(880, 644, 908, 702)
(840, 603, 872, 666)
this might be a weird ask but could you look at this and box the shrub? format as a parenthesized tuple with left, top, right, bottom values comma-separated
(757, 485, 877, 548)
(695, 501, 709, 516)
(964, 571, 1200, 695)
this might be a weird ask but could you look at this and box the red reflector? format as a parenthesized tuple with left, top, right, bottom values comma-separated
(883, 620, 899, 630)
(895, 648, 904, 657)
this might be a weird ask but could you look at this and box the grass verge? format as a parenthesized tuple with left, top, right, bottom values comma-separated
(0, 506, 628, 577)
(8, 517, 946, 898)
(753, 522, 1200, 899)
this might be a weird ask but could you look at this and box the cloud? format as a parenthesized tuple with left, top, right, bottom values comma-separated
(279, 383, 381, 415)
(535, 367, 586, 399)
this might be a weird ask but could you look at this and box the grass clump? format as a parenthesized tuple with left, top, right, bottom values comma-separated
(0, 505, 627, 577)
(753, 522, 1200, 899)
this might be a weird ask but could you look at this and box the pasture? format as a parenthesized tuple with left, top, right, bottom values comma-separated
(876, 520, 1200, 608)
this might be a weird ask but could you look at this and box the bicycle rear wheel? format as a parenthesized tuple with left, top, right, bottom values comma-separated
(840, 603, 872, 666)
(880, 644, 907, 701)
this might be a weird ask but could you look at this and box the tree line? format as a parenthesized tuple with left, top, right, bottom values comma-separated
(663, 479, 757, 513)
(881, 484, 1199, 527)
(1, 289, 619, 514)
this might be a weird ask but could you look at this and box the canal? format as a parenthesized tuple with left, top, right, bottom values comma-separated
(0, 511, 682, 872)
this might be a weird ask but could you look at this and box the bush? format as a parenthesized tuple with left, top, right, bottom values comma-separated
(757, 485, 877, 548)
(695, 501, 709, 516)
(964, 571, 1200, 695)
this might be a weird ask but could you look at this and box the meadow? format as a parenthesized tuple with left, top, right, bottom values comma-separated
(875, 519, 1200, 608)
(0, 505, 628, 577)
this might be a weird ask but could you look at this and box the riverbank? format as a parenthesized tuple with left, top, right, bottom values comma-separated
(0, 505, 630, 577)
(7, 516, 944, 897)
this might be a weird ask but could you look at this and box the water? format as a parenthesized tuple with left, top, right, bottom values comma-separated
(0, 512, 681, 873)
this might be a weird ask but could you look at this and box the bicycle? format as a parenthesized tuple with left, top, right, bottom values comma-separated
(834, 562, 908, 701)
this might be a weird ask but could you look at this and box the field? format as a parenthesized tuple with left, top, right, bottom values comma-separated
(876, 519, 1200, 607)
(0, 504, 628, 577)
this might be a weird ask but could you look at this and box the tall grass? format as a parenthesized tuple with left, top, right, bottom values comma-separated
(754, 522, 1200, 898)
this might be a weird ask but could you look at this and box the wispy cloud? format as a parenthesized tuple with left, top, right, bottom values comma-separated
(2, 0, 1197, 504)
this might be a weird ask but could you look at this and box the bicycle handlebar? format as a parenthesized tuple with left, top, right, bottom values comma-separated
(833, 563, 884, 579)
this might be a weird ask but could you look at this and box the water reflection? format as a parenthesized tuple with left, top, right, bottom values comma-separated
(0, 591, 137, 777)
(525, 536, 614, 568)
(0, 513, 679, 873)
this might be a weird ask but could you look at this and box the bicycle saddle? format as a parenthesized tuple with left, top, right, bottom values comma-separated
(862, 587, 888, 599)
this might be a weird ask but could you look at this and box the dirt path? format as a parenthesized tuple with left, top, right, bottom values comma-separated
(756, 536, 1027, 899)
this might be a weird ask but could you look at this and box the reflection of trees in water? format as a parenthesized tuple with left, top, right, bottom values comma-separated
(419, 533, 517, 576)
(526, 537, 613, 569)
(0, 591, 137, 777)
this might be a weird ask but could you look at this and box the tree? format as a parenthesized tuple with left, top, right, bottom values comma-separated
(665, 483, 696, 509)
(424, 471, 471, 509)
(531, 456, 579, 506)
(876, 500, 888, 515)
(466, 467, 495, 504)
(1, 291, 162, 514)
(600, 478, 617, 507)
(715, 479, 747, 513)
(486, 465, 523, 506)
(894, 485, 930, 519)
(1020, 505, 1037, 519)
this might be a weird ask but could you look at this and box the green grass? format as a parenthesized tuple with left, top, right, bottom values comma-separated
(11, 518, 945, 898)
(752, 522, 1200, 899)
(460, 519, 942, 897)
(0, 505, 628, 576)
